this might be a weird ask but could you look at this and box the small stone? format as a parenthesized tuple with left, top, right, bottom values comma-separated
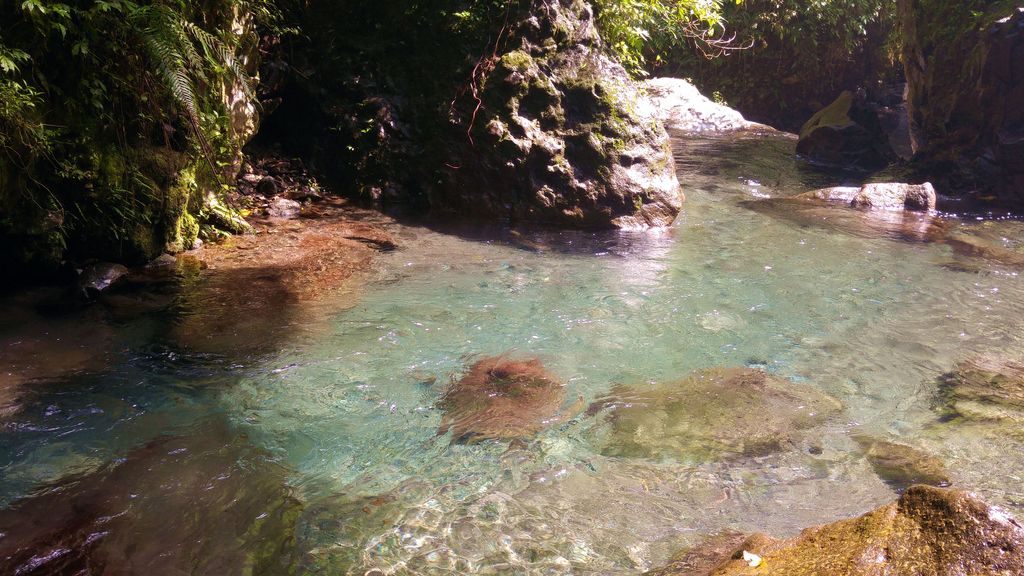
(255, 176, 279, 196)
(146, 254, 178, 268)
(267, 196, 301, 219)
(77, 262, 129, 295)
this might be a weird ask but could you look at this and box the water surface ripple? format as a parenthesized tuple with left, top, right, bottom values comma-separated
(3, 131, 1024, 574)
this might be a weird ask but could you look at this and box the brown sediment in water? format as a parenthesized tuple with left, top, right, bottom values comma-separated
(438, 355, 582, 442)
(0, 292, 119, 422)
(170, 198, 396, 355)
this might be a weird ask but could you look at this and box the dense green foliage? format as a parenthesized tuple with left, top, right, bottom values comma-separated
(593, 0, 730, 73)
(0, 0, 263, 276)
(656, 0, 899, 129)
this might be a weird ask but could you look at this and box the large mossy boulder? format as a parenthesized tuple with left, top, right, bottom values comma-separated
(438, 355, 582, 442)
(648, 486, 1024, 576)
(899, 1, 1024, 206)
(445, 0, 682, 229)
(587, 367, 841, 462)
(938, 355, 1024, 425)
(796, 91, 894, 170)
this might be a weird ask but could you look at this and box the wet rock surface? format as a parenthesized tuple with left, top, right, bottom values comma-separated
(588, 368, 841, 462)
(648, 486, 1024, 576)
(640, 78, 763, 133)
(939, 356, 1024, 426)
(795, 182, 936, 212)
(0, 425, 301, 576)
(853, 435, 951, 491)
(76, 262, 129, 296)
(438, 355, 581, 442)
(796, 91, 894, 170)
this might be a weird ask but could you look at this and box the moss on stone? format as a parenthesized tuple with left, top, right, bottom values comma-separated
(500, 49, 533, 72)
(799, 90, 856, 139)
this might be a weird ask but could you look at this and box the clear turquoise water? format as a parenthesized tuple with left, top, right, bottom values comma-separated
(3, 131, 1024, 574)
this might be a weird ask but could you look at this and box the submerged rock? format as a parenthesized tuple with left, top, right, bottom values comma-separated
(796, 90, 894, 170)
(76, 262, 129, 296)
(0, 425, 301, 575)
(588, 368, 841, 462)
(853, 434, 951, 491)
(648, 485, 1024, 575)
(640, 78, 762, 133)
(939, 356, 1024, 425)
(438, 355, 581, 442)
(795, 182, 936, 212)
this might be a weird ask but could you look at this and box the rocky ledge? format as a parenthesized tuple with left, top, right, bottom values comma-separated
(648, 485, 1024, 575)
(639, 78, 770, 133)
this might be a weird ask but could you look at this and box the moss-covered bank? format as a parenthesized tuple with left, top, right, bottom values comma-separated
(0, 0, 261, 282)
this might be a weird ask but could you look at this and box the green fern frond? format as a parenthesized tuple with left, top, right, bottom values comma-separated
(128, 3, 256, 177)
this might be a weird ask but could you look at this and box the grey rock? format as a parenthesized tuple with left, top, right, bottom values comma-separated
(267, 196, 301, 219)
(797, 182, 936, 212)
(640, 77, 763, 132)
(440, 0, 683, 229)
(77, 262, 129, 295)
(256, 176, 279, 197)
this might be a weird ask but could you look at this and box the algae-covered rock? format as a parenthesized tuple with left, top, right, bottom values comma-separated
(438, 355, 582, 442)
(443, 0, 683, 230)
(938, 355, 1024, 425)
(796, 91, 893, 170)
(588, 368, 841, 462)
(853, 434, 951, 491)
(648, 485, 1024, 575)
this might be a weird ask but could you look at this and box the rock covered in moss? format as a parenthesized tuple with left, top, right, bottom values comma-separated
(587, 367, 841, 462)
(443, 0, 682, 229)
(938, 355, 1024, 425)
(648, 486, 1024, 576)
(853, 434, 951, 491)
(438, 355, 582, 442)
(796, 91, 894, 170)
